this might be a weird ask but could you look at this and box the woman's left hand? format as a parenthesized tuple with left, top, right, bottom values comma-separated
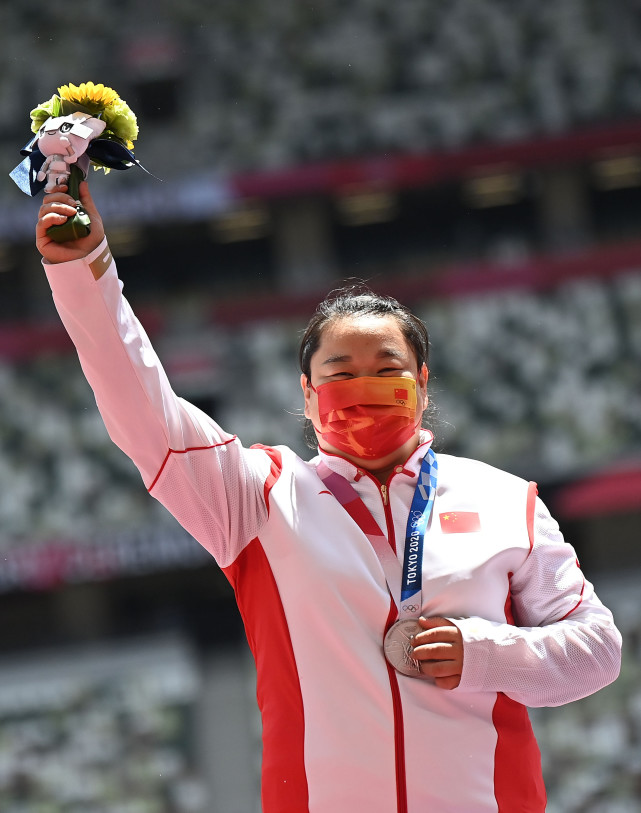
(411, 617, 464, 689)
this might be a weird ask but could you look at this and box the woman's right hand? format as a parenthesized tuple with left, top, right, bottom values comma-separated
(36, 180, 105, 264)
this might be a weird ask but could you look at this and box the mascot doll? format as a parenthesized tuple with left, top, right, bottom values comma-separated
(10, 82, 145, 242)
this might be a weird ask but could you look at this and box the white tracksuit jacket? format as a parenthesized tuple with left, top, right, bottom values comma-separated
(44, 240, 622, 813)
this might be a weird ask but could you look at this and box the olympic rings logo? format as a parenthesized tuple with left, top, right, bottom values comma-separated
(402, 604, 420, 613)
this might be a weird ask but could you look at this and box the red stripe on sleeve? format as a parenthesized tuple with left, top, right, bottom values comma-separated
(526, 481, 538, 555)
(557, 576, 586, 621)
(504, 572, 515, 625)
(147, 437, 238, 492)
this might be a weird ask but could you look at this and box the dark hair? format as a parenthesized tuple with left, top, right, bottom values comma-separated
(298, 282, 431, 447)
(299, 282, 429, 380)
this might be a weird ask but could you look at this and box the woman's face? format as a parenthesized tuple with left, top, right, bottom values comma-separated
(301, 314, 428, 472)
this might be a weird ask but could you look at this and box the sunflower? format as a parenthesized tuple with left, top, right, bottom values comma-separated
(58, 82, 120, 111)
(30, 81, 139, 154)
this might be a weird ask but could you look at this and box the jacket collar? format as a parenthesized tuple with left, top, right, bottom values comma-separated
(315, 430, 435, 483)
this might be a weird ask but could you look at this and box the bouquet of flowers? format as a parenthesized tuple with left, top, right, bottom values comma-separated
(10, 82, 146, 242)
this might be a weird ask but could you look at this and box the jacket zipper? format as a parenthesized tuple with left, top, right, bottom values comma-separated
(373, 474, 408, 813)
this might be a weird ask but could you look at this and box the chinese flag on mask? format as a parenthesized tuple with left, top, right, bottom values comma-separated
(439, 511, 481, 534)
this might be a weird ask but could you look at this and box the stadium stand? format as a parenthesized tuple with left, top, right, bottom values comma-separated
(0, 0, 640, 809)
(2, 1, 641, 180)
(0, 636, 208, 813)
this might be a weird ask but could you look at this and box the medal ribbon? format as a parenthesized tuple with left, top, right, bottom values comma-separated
(316, 449, 438, 619)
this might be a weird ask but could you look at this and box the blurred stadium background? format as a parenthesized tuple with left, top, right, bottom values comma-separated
(1, 1, 641, 810)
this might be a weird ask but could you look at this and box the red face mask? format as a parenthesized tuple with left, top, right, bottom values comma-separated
(312, 376, 420, 460)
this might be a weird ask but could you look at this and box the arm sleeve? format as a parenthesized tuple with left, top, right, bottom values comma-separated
(43, 239, 272, 565)
(454, 496, 622, 706)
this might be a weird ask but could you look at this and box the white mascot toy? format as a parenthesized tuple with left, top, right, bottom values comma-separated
(36, 112, 107, 193)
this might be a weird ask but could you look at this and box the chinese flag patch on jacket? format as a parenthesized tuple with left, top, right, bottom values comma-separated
(439, 511, 481, 534)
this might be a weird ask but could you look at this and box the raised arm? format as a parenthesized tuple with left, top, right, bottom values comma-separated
(36, 183, 273, 565)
